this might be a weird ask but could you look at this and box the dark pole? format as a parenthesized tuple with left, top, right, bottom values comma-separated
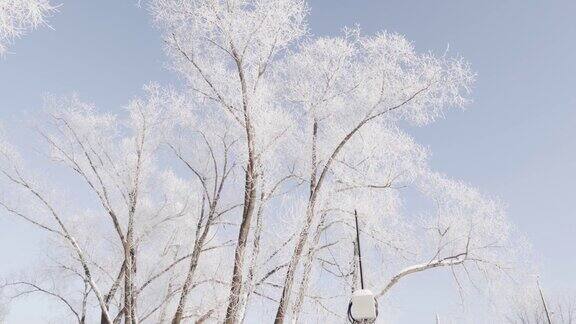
(354, 210, 365, 290)
(537, 279, 552, 324)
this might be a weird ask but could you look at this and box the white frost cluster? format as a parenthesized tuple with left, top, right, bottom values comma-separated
(0, 0, 54, 55)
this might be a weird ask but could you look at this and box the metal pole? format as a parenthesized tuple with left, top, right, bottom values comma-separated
(354, 210, 365, 290)
(537, 279, 552, 324)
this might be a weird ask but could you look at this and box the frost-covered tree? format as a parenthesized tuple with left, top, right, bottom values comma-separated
(0, 0, 54, 55)
(0, 86, 217, 324)
(0, 0, 532, 323)
(150, 1, 528, 323)
(150, 1, 307, 322)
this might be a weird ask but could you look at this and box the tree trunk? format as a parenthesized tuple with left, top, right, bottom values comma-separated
(239, 196, 264, 324)
(171, 205, 217, 324)
(225, 48, 259, 324)
(123, 240, 134, 324)
(274, 120, 319, 324)
(100, 262, 124, 324)
(131, 245, 138, 324)
(224, 160, 258, 324)
(292, 213, 327, 321)
(124, 192, 137, 324)
(170, 241, 203, 324)
(274, 205, 316, 324)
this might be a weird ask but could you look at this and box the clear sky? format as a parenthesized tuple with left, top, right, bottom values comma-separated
(1, 0, 575, 323)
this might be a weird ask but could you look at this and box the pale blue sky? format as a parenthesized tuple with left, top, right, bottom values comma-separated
(1, 0, 575, 322)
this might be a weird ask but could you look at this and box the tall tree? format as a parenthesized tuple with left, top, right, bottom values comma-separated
(150, 1, 307, 322)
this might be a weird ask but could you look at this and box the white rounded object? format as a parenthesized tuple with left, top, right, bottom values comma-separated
(350, 289, 377, 321)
